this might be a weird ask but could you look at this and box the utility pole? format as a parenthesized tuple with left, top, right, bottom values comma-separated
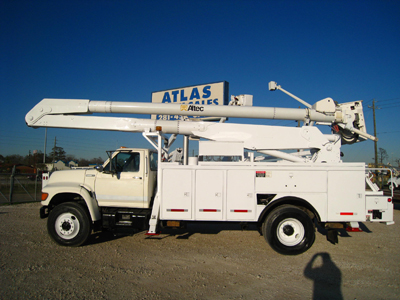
(53, 137, 57, 163)
(369, 99, 379, 168)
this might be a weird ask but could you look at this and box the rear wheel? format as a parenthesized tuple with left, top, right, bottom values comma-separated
(263, 205, 315, 255)
(47, 202, 91, 246)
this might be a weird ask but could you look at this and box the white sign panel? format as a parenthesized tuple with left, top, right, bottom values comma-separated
(151, 81, 229, 120)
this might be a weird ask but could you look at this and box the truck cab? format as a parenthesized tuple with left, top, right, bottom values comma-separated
(40, 148, 157, 246)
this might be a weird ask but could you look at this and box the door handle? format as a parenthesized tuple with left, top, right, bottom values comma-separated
(133, 176, 142, 179)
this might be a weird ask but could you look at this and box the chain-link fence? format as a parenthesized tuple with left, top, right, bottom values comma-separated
(0, 167, 42, 204)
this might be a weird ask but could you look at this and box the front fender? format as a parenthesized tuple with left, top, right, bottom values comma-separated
(43, 183, 101, 221)
(79, 185, 101, 221)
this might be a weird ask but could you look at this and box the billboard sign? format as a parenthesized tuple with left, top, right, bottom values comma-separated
(151, 81, 229, 120)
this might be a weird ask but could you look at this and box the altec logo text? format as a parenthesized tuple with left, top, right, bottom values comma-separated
(180, 105, 204, 112)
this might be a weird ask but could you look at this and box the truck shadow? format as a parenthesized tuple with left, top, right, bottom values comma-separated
(86, 230, 126, 245)
(146, 222, 260, 240)
(304, 252, 343, 300)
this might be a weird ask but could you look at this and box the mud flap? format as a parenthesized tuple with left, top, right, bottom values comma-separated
(327, 229, 338, 244)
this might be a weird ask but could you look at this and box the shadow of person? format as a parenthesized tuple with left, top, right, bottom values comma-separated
(304, 252, 343, 300)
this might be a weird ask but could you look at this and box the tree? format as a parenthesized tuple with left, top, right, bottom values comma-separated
(50, 145, 66, 162)
(90, 157, 104, 165)
(66, 154, 78, 162)
(395, 158, 400, 168)
(78, 156, 104, 166)
(378, 148, 388, 165)
(4, 154, 24, 164)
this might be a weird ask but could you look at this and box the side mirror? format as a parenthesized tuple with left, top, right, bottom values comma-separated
(95, 165, 104, 172)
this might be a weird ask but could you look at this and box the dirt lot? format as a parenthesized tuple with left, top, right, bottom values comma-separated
(1, 202, 399, 300)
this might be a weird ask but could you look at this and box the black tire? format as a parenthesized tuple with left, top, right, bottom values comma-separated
(263, 205, 315, 255)
(47, 202, 91, 247)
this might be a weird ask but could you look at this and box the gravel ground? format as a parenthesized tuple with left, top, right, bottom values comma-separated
(1, 202, 399, 300)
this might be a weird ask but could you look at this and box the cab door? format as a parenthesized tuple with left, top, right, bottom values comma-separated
(95, 150, 145, 208)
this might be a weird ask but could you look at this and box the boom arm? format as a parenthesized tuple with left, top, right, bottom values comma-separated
(26, 98, 336, 125)
(25, 85, 376, 143)
(25, 83, 376, 163)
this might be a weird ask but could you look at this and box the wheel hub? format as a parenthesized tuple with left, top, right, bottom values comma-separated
(61, 220, 72, 231)
(276, 218, 305, 246)
(55, 213, 80, 240)
(283, 225, 294, 236)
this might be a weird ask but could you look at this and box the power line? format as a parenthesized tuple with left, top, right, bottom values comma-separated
(364, 97, 400, 106)
(377, 130, 400, 135)
(376, 97, 400, 103)
(364, 99, 374, 106)
(378, 104, 400, 109)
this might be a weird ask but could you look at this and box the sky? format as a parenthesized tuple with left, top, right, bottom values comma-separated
(1, 0, 400, 164)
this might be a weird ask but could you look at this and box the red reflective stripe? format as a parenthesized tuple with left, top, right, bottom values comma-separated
(234, 210, 248, 213)
(202, 209, 217, 212)
(340, 212, 354, 216)
(170, 209, 185, 212)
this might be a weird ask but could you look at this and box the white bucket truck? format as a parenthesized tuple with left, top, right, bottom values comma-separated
(26, 82, 394, 255)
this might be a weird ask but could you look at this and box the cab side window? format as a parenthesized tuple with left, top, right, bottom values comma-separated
(105, 152, 140, 172)
(120, 152, 140, 172)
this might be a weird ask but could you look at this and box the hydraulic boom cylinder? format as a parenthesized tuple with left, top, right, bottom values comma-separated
(87, 101, 335, 123)
(25, 98, 335, 127)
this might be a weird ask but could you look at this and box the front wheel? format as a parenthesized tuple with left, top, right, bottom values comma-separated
(47, 202, 91, 246)
(263, 205, 315, 255)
